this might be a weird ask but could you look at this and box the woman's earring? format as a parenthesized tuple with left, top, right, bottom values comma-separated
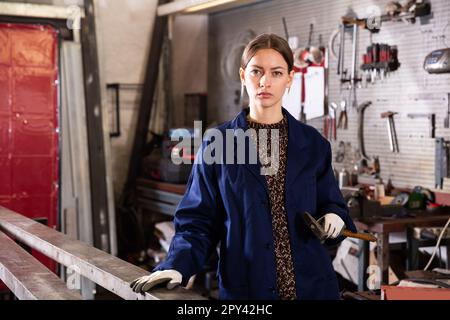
(287, 87, 291, 95)
(240, 83, 245, 100)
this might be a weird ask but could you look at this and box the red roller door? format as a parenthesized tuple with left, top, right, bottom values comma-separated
(0, 23, 60, 291)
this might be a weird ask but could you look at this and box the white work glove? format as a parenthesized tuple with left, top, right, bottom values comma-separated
(318, 213, 345, 239)
(130, 269, 182, 293)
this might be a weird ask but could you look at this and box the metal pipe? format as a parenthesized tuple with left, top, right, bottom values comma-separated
(0, 207, 204, 300)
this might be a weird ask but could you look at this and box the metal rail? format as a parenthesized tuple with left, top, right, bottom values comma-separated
(0, 231, 82, 300)
(0, 206, 204, 300)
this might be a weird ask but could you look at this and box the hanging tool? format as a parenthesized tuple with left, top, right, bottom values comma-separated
(300, 84, 307, 123)
(296, 24, 316, 123)
(282, 17, 289, 40)
(303, 212, 377, 242)
(331, 102, 337, 140)
(297, 23, 319, 67)
(435, 138, 450, 189)
(337, 23, 346, 78)
(407, 113, 436, 138)
(381, 111, 399, 153)
(348, 24, 359, 108)
(341, 24, 361, 108)
(325, 102, 337, 141)
(308, 37, 324, 65)
(369, 43, 378, 83)
(361, 44, 371, 86)
(321, 34, 329, 120)
(333, 21, 361, 103)
(380, 43, 388, 81)
(303, 27, 324, 63)
(444, 93, 450, 129)
(286, 19, 306, 123)
(338, 22, 361, 108)
(361, 43, 400, 84)
(335, 141, 346, 163)
(337, 99, 348, 129)
(357, 101, 372, 161)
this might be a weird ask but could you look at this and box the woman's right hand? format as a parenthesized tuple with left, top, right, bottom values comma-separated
(130, 269, 182, 293)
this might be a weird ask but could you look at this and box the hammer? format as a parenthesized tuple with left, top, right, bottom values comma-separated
(303, 212, 376, 242)
(381, 111, 399, 153)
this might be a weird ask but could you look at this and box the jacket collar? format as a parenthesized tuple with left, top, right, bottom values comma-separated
(231, 107, 311, 190)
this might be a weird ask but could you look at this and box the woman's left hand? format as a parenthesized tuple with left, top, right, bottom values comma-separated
(320, 213, 345, 239)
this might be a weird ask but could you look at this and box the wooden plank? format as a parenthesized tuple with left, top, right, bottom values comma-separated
(0, 231, 82, 300)
(0, 206, 204, 300)
(0, 2, 85, 19)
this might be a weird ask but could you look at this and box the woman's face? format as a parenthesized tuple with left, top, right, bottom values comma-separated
(240, 48, 294, 110)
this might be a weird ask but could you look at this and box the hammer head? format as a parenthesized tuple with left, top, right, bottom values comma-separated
(303, 212, 327, 242)
(381, 111, 398, 119)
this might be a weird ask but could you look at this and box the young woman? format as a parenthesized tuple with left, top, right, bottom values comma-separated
(130, 33, 357, 300)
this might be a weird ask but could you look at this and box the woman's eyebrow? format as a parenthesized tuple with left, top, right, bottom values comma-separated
(250, 65, 286, 70)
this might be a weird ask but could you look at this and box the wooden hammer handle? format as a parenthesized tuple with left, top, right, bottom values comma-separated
(342, 230, 377, 242)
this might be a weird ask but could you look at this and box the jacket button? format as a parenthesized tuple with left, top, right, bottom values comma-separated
(265, 243, 271, 250)
(269, 287, 276, 294)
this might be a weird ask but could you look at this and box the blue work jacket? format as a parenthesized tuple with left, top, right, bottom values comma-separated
(154, 107, 357, 300)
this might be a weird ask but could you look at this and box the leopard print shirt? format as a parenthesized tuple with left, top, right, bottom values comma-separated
(247, 114, 297, 300)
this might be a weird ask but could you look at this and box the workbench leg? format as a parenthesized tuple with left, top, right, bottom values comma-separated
(136, 207, 145, 251)
(377, 232, 390, 285)
(406, 226, 418, 271)
(358, 239, 369, 291)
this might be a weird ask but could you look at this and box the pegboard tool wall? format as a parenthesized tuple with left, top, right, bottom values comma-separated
(208, 0, 450, 192)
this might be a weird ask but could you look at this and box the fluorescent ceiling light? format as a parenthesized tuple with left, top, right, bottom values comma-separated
(184, 0, 236, 13)
(157, 0, 265, 16)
